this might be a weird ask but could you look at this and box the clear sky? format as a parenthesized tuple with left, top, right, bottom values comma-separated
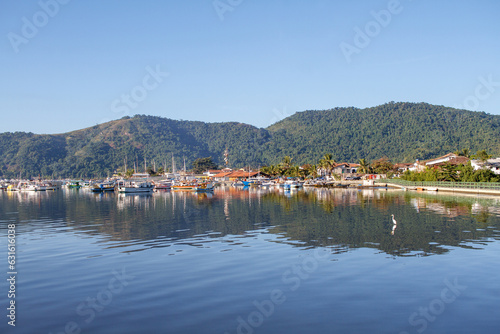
(1, 0, 499, 134)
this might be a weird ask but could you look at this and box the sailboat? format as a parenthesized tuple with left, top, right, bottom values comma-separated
(116, 157, 154, 193)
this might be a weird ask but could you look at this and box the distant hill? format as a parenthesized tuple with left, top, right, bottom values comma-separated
(266, 102, 500, 163)
(1, 102, 499, 178)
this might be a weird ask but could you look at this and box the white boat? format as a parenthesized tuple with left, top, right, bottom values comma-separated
(285, 180, 303, 188)
(232, 181, 245, 187)
(16, 181, 45, 191)
(117, 179, 154, 193)
(154, 179, 172, 190)
(41, 182, 57, 191)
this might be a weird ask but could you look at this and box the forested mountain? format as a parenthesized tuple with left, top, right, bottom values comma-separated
(1, 102, 499, 178)
(267, 102, 500, 163)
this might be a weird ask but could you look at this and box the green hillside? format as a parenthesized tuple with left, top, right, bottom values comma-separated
(266, 102, 500, 163)
(0, 102, 499, 178)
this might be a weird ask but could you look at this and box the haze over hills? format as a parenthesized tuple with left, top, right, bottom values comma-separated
(1, 102, 499, 178)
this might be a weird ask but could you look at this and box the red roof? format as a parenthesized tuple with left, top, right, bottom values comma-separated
(333, 162, 359, 168)
(214, 171, 260, 178)
(213, 172, 232, 178)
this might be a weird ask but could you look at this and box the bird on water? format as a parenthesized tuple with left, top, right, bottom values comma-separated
(391, 214, 397, 235)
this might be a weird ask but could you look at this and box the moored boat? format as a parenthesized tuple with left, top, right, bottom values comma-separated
(232, 181, 245, 187)
(16, 181, 45, 191)
(194, 182, 215, 192)
(117, 179, 154, 193)
(66, 180, 82, 189)
(242, 180, 254, 186)
(154, 179, 172, 190)
(91, 181, 116, 192)
(284, 180, 303, 189)
(172, 181, 198, 191)
(41, 182, 57, 191)
(260, 181, 274, 187)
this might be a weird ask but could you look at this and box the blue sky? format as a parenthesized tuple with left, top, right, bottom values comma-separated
(1, 0, 499, 134)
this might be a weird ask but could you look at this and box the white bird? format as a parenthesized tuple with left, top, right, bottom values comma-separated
(391, 214, 397, 235)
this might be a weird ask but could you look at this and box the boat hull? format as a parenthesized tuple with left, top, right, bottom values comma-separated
(118, 187, 154, 193)
(172, 186, 196, 191)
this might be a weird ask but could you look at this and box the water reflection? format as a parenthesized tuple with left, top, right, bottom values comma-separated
(1, 187, 500, 257)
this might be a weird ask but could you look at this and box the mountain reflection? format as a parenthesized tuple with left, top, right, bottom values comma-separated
(2, 187, 500, 257)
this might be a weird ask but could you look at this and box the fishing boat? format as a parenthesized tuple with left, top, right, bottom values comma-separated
(41, 182, 57, 191)
(232, 181, 245, 187)
(194, 182, 215, 192)
(172, 181, 198, 191)
(116, 179, 154, 193)
(154, 179, 172, 190)
(66, 181, 82, 189)
(16, 181, 44, 191)
(242, 180, 254, 186)
(91, 181, 116, 192)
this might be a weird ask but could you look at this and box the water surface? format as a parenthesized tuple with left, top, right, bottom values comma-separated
(1, 187, 499, 333)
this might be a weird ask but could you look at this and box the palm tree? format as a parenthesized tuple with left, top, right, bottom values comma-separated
(460, 148, 471, 158)
(455, 148, 471, 158)
(474, 150, 492, 162)
(319, 154, 336, 177)
(286, 165, 301, 178)
(307, 164, 318, 178)
(260, 166, 272, 175)
(270, 165, 282, 177)
(358, 158, 370, 174)
(281, 156, 293, 170)
(299, 167, 309, 178)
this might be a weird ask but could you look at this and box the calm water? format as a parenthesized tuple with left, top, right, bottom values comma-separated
(1, 187, 500, 334)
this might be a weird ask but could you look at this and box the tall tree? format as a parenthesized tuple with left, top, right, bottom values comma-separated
(307, 164, 318, 178)
(281, 156, 293, 169)
(370, 158, 393, 174)
(358, 158, 370, 174)
(455, 148, 471, 158)
(474, 150, 492, 162)
(319, 153, 336, 177)
(192, 157, 218, 174)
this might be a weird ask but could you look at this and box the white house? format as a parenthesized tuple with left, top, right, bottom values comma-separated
(409, 153, 469, 172)
(471, 158, 500, 175)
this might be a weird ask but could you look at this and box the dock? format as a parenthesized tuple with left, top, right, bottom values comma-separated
(379, 180, 500, 196)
